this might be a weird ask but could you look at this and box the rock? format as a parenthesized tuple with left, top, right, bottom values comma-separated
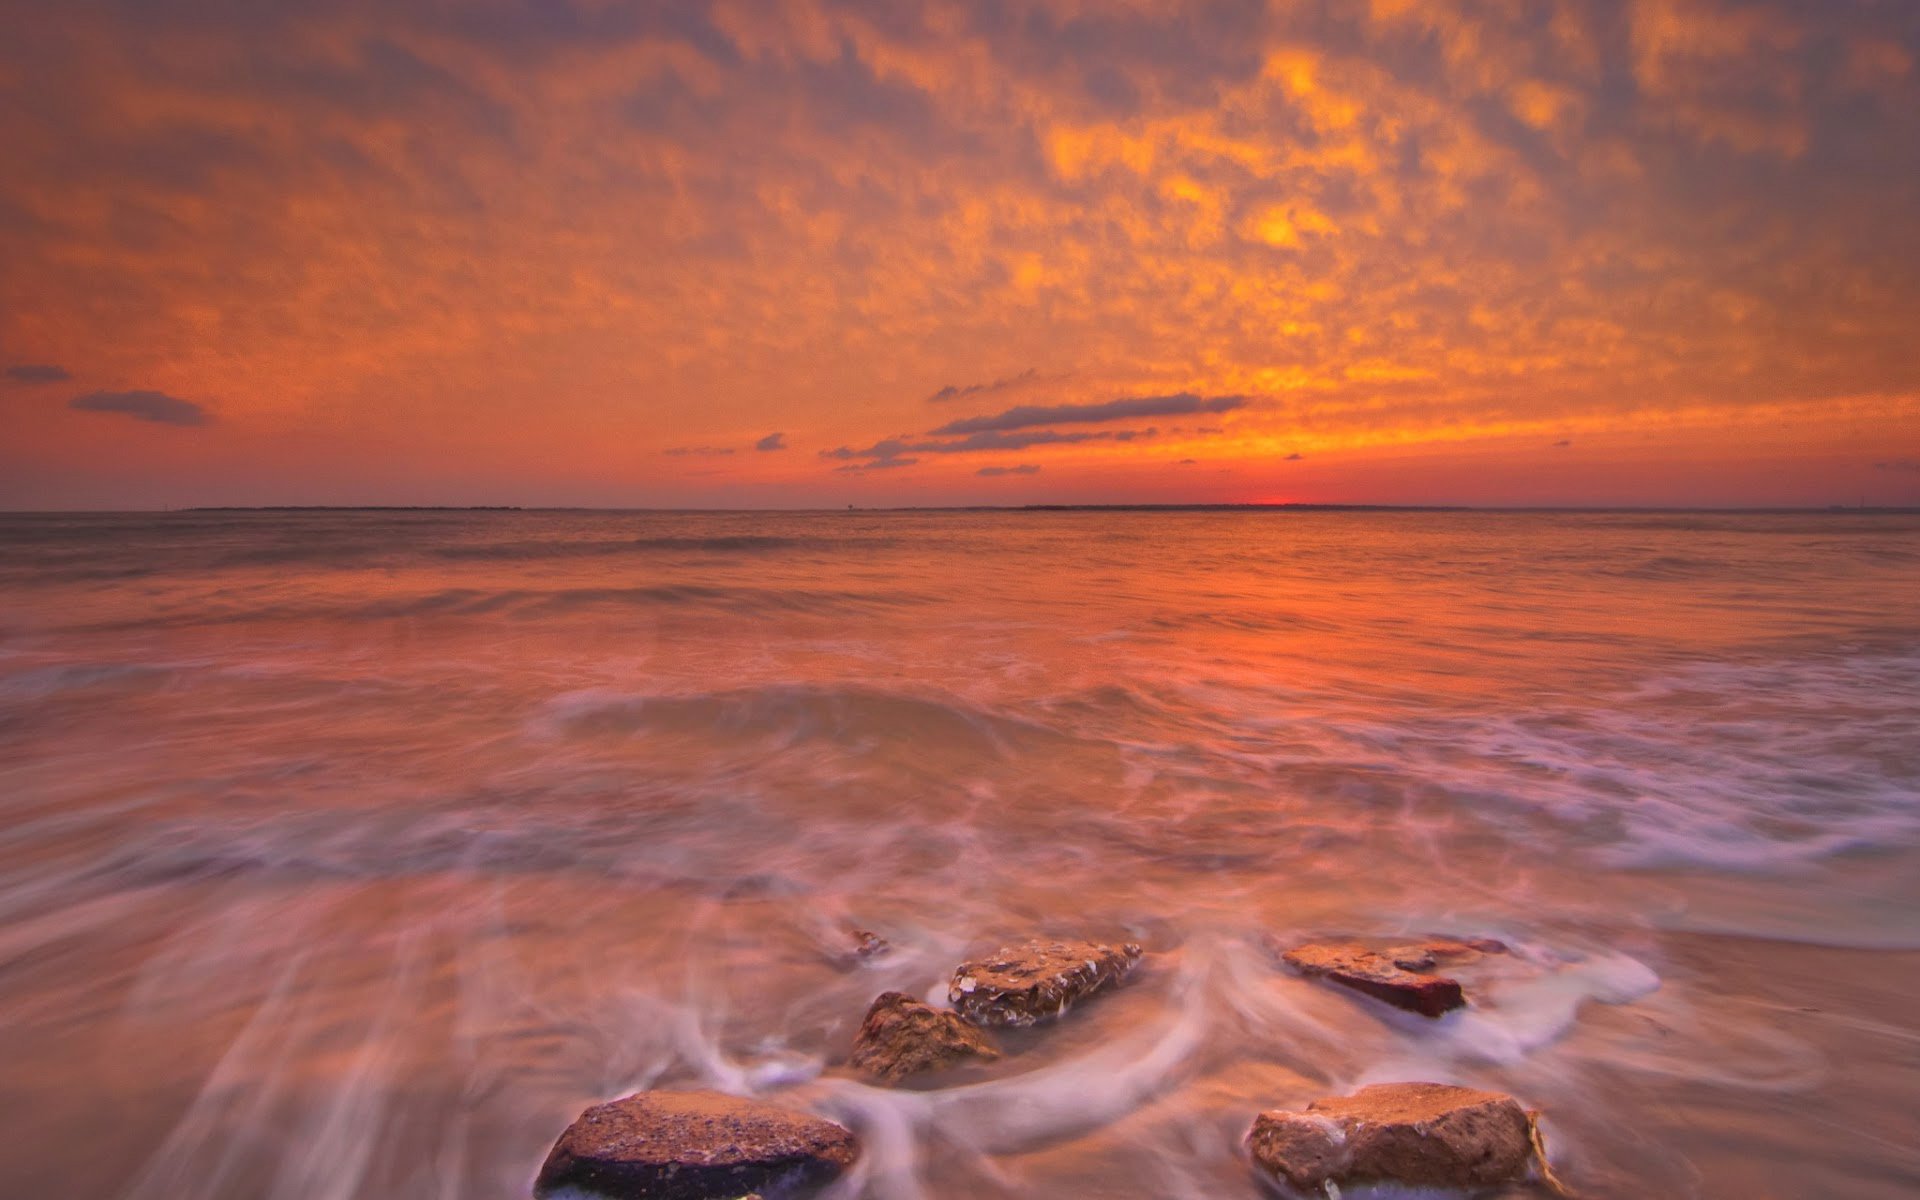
(948, 937, 1143, 1027)
(1247, 1082, 1533, 1193)
(533, 1089, 858, 1199)
(1279, 941, 1467, 1017)
(1386, 936, 1509, 971)
(849, 991, 999, 1083)
(850, 929, 890, 960)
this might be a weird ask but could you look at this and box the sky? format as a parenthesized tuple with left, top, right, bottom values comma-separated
(2, 0, 1917, 509)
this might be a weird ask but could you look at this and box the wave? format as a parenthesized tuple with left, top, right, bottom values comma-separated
(0, 519, 876, 585)
(1602, 553, 1728, 581)
(0, 661, 178, 700)
(535, 682, 1064, 757)
(433, 534, 825, 559)
(69, 582, 930, 631)
(1289, 647, 1920, 882)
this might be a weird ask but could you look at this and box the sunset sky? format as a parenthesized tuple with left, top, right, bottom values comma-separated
(2, 0, 1916, 509)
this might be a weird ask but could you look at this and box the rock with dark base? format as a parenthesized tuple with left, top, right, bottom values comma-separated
(1280, 941, 1467, 1017)
(849, 991, 999, 1083)
(534, 1090, 858, 1199)
(948, 937, 1143, 1027)
(1247, 1082, 1533, 1192)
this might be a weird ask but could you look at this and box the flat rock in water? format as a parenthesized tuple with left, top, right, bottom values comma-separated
(1279, 940, 1471, 1017)
(948, 937, 1143, 1027)
(1247, 1082, 1533, 1192)
(849, 991, 999, 1083)
(533, 1090, 858, 1199)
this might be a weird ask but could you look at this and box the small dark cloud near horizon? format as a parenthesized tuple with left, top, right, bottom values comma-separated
(1873, 458, 1920, 474)
(926, 368, 1039, 404)
(69, 389, 210, 426)
(1175, 458, 1197, 465)
(7, 364, 71, 384)
(977, 463, 1041, 476)
(930, 392, 1244, 436)
(663, 445, 735, 457)
(835, 456, 920, 473)
(1552, 439, 1572, 447)
(1284, 452, 1303, 461)
(755, 432, 788, 451)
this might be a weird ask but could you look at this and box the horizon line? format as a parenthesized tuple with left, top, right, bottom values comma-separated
(3, 503, 1917, 516)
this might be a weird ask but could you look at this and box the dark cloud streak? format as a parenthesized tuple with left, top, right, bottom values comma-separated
(929, 393, 1243, 436)
(927, 368, 1039, 403)
(834, 456, 920, 473)
(69, 389, 209, 426)
(6, 364, 70, 384)
(820, 425, 1162, 464)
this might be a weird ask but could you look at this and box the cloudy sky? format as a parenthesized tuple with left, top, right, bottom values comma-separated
(2, 0, 1916, 508)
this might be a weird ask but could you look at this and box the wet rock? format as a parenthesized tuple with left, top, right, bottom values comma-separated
(948, 937, 1143, 1027)
(533, 1089, 858, 1199)
(1247, 1082, 1533, 1193)
(850, 929, 890, 960)
(1386, 936, 1509, 971)
(1279, 940, 1467, 1017)
(849, 991, 999, 1083)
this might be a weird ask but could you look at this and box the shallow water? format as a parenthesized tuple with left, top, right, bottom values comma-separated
(0, 509, 1916, 1199)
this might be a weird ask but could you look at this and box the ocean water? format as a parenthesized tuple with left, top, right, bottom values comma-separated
(0, 508, 1916, 1199)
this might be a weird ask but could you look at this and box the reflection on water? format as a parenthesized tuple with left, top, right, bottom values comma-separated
(1, 510, 1916, 1198)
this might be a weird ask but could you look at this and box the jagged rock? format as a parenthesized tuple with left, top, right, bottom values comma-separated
(533, 1089, 858, 1199)
(849, 991, 999, 1083)
(948, 937, 1143, 1027)
(1247, 1082, 1533, 1193)
(1279, 940, 1468, 1017)
(850, 929, 890, 960)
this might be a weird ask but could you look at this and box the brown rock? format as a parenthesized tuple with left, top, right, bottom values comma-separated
(948, 937, 1143, 1027)
(533, 1089, 858, 1199)
(1386, 936, 1509, 970)
(850, 929, 890, 960)
(1247, 1082, 1533, 1192)
(849, 991, 999, 1084)
(1280, 941, 1466, 1017)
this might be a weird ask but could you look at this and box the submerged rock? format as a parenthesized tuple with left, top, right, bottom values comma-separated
(1279, 940, 1471, 1017)
(849, 991, 999, 1084)
(1247, 1082, 1533, 1193)
(948, 937, 1143, 1027)
(533, 1089, 857, 1199)
(849, 928, 890, 960)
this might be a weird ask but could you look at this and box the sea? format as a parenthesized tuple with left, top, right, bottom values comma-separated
(0, 508, 1916, 1198)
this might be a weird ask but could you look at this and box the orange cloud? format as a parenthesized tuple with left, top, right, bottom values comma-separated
(1, 1, 1916, 508)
